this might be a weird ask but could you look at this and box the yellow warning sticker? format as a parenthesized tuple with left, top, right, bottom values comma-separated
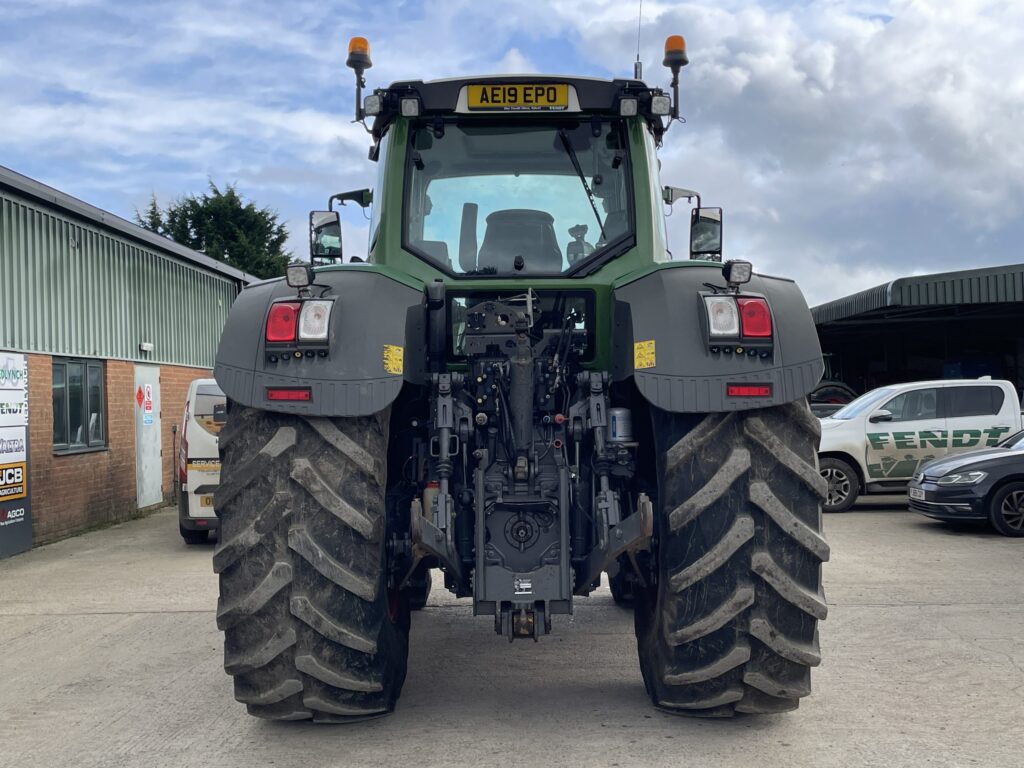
(383, 345, 404, 375)
(634, 340, 656, 370)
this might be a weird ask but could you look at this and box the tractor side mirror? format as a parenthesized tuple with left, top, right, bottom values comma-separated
(690, 207, 723, 261)
(869, 409, 894, 423)
(310, 210, 343, 265)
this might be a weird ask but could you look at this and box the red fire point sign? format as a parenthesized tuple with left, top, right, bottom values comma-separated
(136, 386, 144, 408)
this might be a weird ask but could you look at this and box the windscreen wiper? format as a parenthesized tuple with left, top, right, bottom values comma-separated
(558, 129, 606, 241)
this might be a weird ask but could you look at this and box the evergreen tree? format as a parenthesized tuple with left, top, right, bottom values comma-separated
(135, 182, 289, 279)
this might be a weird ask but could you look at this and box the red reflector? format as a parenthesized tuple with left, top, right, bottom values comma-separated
(727, 384, 772, 397)
(266, 388, 312, 401)
(737, 298, 772, 337)
(266, 302, 301, 343)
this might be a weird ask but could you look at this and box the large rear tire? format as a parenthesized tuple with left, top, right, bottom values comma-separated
(213, 404, 409, 722)
(634, 400, 829, 716)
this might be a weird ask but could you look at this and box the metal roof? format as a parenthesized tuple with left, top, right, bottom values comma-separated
(813, 263, 1024, 324)
(0, 164, 258, 285)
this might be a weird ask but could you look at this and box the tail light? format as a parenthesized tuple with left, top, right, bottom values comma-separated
(704, 296, 773, 339)
(266, 302, 301, 343)
(178, 406, 189, 486)
(737, 298, 772, 337)
(178, 434, 188, 485)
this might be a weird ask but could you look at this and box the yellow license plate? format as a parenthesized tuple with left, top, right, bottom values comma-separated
(467, 84, 568, 111)
(200, 495, 214, 507)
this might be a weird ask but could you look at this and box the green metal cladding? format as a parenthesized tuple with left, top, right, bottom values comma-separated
(1, 187, 243, 369)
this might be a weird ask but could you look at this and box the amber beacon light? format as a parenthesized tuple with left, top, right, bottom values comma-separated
(346, 36, 373, 122)
(663, 35, 688, 67)
(662, 35, 689, 120)
(346, 37, 372, 69)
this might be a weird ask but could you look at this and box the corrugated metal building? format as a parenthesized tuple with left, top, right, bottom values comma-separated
(812, 263, 1024, 399)
(0, 165, 255, 549)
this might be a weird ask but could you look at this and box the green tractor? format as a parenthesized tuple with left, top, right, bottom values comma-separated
(212, 35, 829, 721)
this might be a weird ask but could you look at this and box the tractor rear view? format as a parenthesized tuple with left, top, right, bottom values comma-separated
(212, 35, 829, 721)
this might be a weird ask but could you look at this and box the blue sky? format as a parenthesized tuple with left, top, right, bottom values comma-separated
(2, 0, 1022, 303)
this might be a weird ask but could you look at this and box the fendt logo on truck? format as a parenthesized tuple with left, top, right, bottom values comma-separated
(0, 462, 27, 501)
(867, 427, 1011, 451)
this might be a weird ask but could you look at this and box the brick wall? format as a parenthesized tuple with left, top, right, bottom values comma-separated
(26, 354, 210, 545)
(28, 355, 137, 542)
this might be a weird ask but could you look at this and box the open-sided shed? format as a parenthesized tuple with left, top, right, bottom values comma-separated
(812, 264, 1024, 399)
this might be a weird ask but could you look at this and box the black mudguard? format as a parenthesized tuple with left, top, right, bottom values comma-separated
(613, 265, 823, 412)
(215, 269, 424, 416)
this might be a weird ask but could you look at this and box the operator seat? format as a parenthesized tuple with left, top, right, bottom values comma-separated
(599, 209, 629, 244)
(476, 209, 563, 272)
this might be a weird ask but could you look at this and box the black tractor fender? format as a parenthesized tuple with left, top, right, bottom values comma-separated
(612, 264, 824, 412)
(214, 269, 425, 416)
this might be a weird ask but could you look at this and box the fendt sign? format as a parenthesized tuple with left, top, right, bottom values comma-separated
(0, 353, 31, 558)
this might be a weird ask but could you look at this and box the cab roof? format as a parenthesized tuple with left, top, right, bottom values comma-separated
(369, 74, 668, 139)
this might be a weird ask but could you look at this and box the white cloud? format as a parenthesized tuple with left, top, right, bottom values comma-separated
(494, 47, 537, 74)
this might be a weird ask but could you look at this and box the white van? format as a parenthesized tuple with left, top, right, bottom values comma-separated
(818, 378, 1022, 512)
(177, 378, 226, 544)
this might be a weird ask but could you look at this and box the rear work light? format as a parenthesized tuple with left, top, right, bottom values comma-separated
(266, 387, 312, 401)
(737, 298, 772, 337)
(727, 384, 772, 397)
(266, 302, 301, 343)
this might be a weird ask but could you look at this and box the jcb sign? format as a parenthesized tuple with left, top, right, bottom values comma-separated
(0, 462, 27, 501)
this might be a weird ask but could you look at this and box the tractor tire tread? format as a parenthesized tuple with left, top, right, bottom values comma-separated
(636, 400, 828, 717)
(215, 405, 408, 723)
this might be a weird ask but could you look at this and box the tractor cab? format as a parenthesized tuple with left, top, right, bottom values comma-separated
(309, 37, 724, 276)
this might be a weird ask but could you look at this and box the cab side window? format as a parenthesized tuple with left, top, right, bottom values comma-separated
(882, 388, 938, 422)
(946, 386, 1004, 418)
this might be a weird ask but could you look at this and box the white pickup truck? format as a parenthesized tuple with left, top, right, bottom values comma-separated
(818, 378, 1023, 512)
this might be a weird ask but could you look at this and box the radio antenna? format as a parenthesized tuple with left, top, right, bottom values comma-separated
(634, 0, 643, 79)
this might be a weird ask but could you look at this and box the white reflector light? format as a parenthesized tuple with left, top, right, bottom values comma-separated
(704, 296, 740, 337)
(299, 300, 332, 341)
(619, 97, 638, 116)
(364, 94, 383, 116)
(651, 95, 671, 115)
(400, 97, 420, 116)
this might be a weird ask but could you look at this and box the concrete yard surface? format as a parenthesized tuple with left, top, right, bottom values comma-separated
(0, 498, 1022, 768)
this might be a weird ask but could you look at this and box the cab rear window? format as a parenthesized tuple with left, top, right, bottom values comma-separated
(946, 386, 1004, 418)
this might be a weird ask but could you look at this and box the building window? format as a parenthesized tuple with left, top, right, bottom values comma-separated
(52, 358, 106, 452)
